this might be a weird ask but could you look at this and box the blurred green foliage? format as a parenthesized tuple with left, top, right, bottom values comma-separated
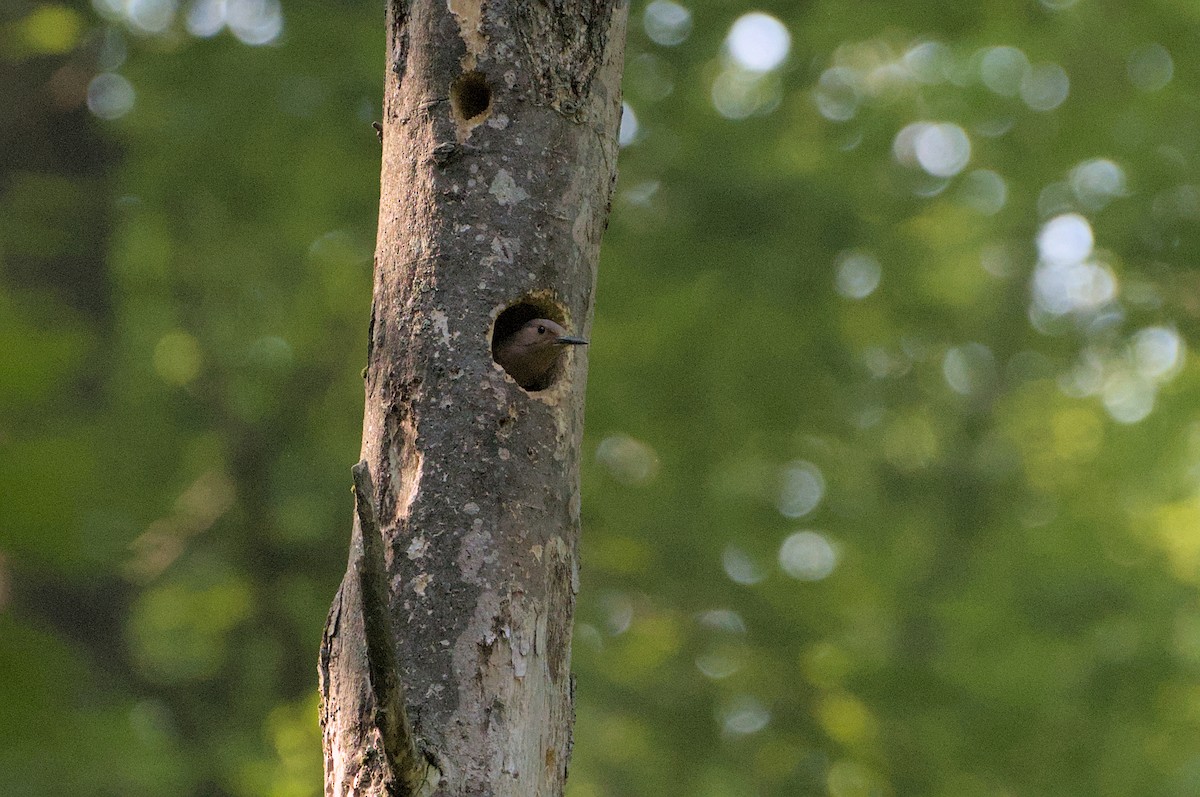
(5, 0, 1200, 794)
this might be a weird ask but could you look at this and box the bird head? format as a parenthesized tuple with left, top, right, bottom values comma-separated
(493, 318, 587, 390)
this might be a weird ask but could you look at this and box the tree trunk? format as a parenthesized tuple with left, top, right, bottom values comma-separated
(319, 1, 628, 794)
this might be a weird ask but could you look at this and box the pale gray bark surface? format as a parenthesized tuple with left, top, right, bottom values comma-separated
(319, 1, 628, 794)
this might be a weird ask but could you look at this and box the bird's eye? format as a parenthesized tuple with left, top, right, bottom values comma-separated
(537, 325, 546, 334)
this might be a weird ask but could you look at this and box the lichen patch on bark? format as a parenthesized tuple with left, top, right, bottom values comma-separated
(429, 309, 452, 349)
(406, 535, 429, 560)
(488, 169, 530, 206)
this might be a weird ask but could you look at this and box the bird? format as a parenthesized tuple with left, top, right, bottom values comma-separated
(493, 318, 587, 390)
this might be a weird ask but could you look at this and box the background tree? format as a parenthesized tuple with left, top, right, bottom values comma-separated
(5, 1, 1200, 795)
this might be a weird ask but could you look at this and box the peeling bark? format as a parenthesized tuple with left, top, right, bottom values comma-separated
(320, 464, 434, 795)
(320, 1, 628, 794)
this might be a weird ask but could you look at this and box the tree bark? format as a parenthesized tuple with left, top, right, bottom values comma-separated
(319, 1, 628, 794)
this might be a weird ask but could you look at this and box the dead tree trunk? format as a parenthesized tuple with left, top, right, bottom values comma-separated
(319, 1, 627, 794)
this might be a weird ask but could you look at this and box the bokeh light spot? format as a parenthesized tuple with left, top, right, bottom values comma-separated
(777, 460, 825, 518)
(599, 592, 634, 636)
(1103, 371, 1155, 424)
(979, 45, 1030, 97)
(15, 5, 85, 55)
(814, 67, 861, 122)
(596, 434, 660, 486)
(726, 12, 790, 72)
(186, 0, 225, 37)
(619, 102, 639, 147)
(1033, 260, 1116, 317)
(1128, 44, 1173, 92)
(1020, 63, 1070, 111)
(722, 544, 766, 586)
(127, 0, 177, 34)
(87, 72, 136, 120)
(92, 0, 123, 18)
(1132, 327, 1184, 381)
(696, 609, 747, 634)
(721, 695, 770, 735)
(818, 693, 877, 746)
(894, 122, 971, 177)
(1037, 213, 1093, 266)
(903, 41, 952, 84)
(915, 123, 971, 177)
(779, 530, 838, 581)
(227, 0, 281, 45)
(643, 0, 691, 46)
(1070, 158, 1126, 210)
(959, 169, 1008, 215)
(711, 69, 781, 119)
(834, 250, 881, 299)
(154, 331, 202, 385)
(943, 343, 997, 396)
(696, 650, 742, 680)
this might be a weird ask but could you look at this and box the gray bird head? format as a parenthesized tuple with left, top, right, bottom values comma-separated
(493, 318, 587, 390)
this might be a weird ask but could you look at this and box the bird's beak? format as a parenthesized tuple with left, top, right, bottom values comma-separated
(555, 336, 588, 346)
